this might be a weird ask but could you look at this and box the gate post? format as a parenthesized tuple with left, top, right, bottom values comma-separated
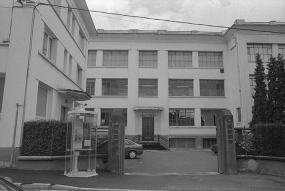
(107, 109, 125, 174)
(216, 109, 237, 175)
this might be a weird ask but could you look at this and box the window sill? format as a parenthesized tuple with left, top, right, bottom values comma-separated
(170, 126, 216, 129)
(87, 66, 128, 68)
(94, 96, 128, 98)
(139, 96, 158, 98)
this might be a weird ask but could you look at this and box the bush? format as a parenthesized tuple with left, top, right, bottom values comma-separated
(252, 123, 285, 157)
(22, 120, 68, 156)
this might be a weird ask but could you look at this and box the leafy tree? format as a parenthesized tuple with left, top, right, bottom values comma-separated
(249, 54, 267, 128)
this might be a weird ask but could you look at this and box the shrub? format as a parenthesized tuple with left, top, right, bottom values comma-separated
(22, 120, 68, 156)
(252, 123, 285, 157)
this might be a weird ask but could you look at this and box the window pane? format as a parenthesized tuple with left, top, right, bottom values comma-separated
(201, 110, 219, 126)
(88, 51, 96, 66)
(139, 79, 158, 96)
(42, 32, 48, 56)
(102, 79, 128, 96)
(247, 44, 272, 62)
(200, 80, 224, 96)
(169, 109, 194, 126)
(168, 51, 192, 68)
(169, 79, 193, 96)
(198, 52, 223, 67)
(36, 86, 48, 117)
(139, 51, 158, 68)
(103, 51, 128, 66)
(101, 109, 127, 126)
(86, 79, 95, 95)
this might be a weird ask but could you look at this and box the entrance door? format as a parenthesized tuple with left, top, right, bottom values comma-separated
(142, 117, 154, 141)
(61, 106, 68, 122)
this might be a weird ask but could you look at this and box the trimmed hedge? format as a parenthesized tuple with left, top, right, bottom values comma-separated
(22, 120, 69, 156)
(252, 123, 285, 157)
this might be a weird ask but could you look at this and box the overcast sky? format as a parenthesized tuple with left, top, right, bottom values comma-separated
(85, 0, 285, 32)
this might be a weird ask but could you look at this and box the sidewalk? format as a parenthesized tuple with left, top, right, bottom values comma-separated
(1, 168, 285, 191)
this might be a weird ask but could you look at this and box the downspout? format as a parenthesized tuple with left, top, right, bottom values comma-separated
(235, 34, 244, 124)
(15, 3, 39, 162)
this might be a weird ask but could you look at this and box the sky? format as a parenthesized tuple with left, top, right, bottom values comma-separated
(85, 0, 285, 32)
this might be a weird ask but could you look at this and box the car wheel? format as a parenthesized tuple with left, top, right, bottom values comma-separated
(128, 151, 137, 159)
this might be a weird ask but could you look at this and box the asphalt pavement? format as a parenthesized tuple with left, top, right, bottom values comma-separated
(0, 149, 285, 191)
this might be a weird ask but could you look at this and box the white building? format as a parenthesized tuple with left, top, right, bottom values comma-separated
(0, 0, 96, 166)
(85, 20, 285, 149)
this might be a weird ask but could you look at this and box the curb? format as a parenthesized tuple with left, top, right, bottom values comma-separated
(15, 183, 160, 191)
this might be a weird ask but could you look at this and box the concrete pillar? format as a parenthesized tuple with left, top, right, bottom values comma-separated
(272, 44, 278, 57)
(192, 51, 199, 68)
(195, 108, 201, 127)
(97, 50, 103, 67)
(194, 79, 200, 97)
(95, 78, 102, 96)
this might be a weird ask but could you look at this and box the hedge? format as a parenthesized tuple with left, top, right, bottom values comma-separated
(252, 123, 285, 157)
(22, 120, 69, 156)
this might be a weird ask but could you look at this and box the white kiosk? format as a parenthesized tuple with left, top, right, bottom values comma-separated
(64, 108, 98, 177)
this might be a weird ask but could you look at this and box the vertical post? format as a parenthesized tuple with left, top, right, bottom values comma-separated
(216, 109, 237, 175)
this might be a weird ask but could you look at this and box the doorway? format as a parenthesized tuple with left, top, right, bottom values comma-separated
(142, 117, 154, 141)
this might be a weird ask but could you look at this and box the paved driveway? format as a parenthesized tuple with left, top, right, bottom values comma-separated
(124, 149, 218, 174)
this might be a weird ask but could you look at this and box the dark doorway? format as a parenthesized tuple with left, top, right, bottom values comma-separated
(142, 117, 154, 141)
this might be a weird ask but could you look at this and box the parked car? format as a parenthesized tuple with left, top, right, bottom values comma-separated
(97, 139, 143, 159)
(0, 177, 23, 191)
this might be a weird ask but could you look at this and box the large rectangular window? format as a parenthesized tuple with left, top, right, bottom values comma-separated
(86, 79, 95, 96)
(101, 109, 127, 126)
(36, 86, 48, 118)
(201, 110, 219, 126)
(139, 51, 158, 68)
(168, 51, 192, 68)
(87, 50, 96, 67)
(102, 79, 128, 96)
(247, 44, 272, 62)
(199, 52, 223, 67)
(169, 109, 195, 126)
(139, 79, 158, 97)
(103, 50, 128, 66)
(200, 80, 224, 96)
(42, 31, 53, 60)
(278, 44, 285, 56)
(169, 79, 193, 96)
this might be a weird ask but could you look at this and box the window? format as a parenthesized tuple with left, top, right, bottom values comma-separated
(79, 30, 85, 51)
(0, 77, 5, 113)
(168, 51, 192, 68)
(200, 80, 224, 96)
(169, 79, 193, 96)
(71, 17, 76, 37)
(36, 86, 48, 118)
(201, 110, 219, 126)
(249, 75, 256, 95)
(67, 8, 72, 29)
(68, 55, 72, 78)
(101, 109, 127, 126)
(102, 79, 128, 96)
(139, 79, 158, 97)
(63, 49, 68, 74)
(236, 107, 241, 122)
(247, 44, 272, 62)
(87, 51, 96, 67)
(278, 45, 285, 56)
(86, 79, 95, 96)
(42, 31, 53, 60)
(103, 50, 128, 66)
(139, 51, 157, 68)
(76, 64, 82, 86)
(199, 52, 223, 67)
(169, 109, 195, 126)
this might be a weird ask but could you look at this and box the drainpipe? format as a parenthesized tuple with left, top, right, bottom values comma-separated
(10, 103, 23, 167)
(18, 3, 39, 157)
(235, 34, 243, 124)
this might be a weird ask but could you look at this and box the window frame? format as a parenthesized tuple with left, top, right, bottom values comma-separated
(278, 44, 285, 56)
(101, 108, 127, 127)
(86, 78, 95, 96)
(138, 79, 158, 97)
(169, 109, 195, 127)
(36, 85, 48, 119)
(200, 79, 225, 96)
(42, 31, 53, 60)
(201, 109, 219, 126)
(139, 51, 158, 68)
(87, 50, 97, 67)
(168, 51, 192, 68)
(168, 79, 193, 96)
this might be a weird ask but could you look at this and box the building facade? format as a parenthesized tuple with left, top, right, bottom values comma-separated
(0, 0, 96, 166)
(85, 20, 285, 149)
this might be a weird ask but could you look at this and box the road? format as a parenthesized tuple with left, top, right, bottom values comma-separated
(124, 149, 218, 174)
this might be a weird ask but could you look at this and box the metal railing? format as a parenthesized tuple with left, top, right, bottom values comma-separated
(234, 127, 255, 155)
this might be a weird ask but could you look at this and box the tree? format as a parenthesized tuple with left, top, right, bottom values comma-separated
(249, 54, 267, 128)
(266, 54, 285, 123)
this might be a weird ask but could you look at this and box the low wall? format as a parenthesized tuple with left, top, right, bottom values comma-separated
(237, 155, 285, 177)
(16, 154, 108, 171)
